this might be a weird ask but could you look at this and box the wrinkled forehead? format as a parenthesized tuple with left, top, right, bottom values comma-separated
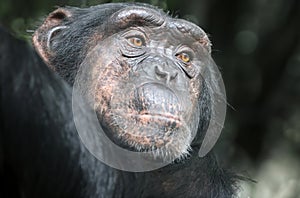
(106, 5, 211, 53)
(167, 18, 208, 44)
(145, 19, 206, 47)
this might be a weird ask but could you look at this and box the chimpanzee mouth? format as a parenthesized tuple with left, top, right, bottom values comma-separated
(97, 82, 187, 155)
(135, 111, 181, 124)
(131, 112, 182, 130)
(132, 82, 182, 119)
(139, 109, 180, 119)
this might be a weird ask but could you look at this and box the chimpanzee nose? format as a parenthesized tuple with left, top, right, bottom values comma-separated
(155, 64, 178, 83)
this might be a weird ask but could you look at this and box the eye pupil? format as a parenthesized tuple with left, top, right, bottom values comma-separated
(134, 38, 141, 46)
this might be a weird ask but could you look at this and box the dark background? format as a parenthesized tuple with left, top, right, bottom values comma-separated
(1, 0, 300, 197)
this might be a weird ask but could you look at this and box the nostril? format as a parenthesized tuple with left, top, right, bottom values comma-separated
(155, 65, 178, 82)
(155, 66, 167, 78)
(170, 71, 178, 80)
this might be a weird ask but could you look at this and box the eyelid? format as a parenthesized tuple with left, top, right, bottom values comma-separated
(175, 46, 195, 60)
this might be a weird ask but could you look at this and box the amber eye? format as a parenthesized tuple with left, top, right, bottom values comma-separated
(177, 52, 191, 63)
(128, 37, 144, 47)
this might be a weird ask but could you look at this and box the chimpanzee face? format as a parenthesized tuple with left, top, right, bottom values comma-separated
(33, 4, 214, 161)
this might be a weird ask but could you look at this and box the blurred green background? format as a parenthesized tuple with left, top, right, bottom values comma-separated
(1, 0, 300, 197)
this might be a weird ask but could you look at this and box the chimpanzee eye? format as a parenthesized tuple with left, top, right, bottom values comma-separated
(127, 36, 145, 47)
(176, 52, 193, 65)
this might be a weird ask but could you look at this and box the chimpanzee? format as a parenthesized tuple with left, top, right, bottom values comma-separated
(0, 3, 238, 198)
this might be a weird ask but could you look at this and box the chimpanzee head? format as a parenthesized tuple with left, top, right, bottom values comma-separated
(33, 3, 222, 163)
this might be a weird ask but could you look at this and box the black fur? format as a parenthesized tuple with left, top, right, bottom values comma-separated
(0, 4, 238, 197)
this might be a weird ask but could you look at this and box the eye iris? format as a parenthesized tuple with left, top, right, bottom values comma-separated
(179, 53, 190, 63)
(131, 37, 142, 46)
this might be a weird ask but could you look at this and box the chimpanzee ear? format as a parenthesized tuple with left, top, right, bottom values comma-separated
(32, 8, 72, 65)
(47, 8, 72, 24)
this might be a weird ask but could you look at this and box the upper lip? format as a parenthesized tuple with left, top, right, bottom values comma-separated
(137, 82, 175, 92)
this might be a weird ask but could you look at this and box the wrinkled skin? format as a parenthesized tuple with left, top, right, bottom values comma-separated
(33, 3, 212, 161)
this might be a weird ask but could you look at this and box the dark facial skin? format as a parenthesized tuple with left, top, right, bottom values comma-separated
(33, 3, 212, 161)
